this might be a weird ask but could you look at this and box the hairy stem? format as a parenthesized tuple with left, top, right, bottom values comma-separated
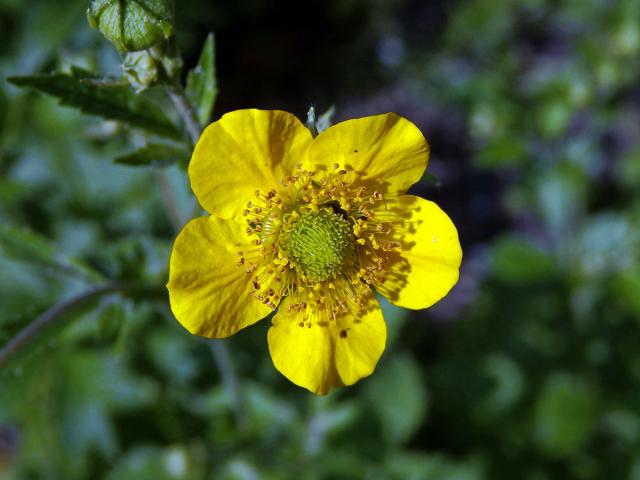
(0, 283, 166, 368)
(0, 283, 122, 368)
(167, 86, 201, 144)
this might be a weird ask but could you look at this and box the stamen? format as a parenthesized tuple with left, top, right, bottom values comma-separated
(235, 168, 400, 320)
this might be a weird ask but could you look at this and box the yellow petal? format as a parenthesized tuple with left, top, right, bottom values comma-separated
(267, 291, 386, 395)
(189, 109, 313, 220)
(306, 113, 429, 195)
(375, 195, 462, 309)
(167, 215, 273, 337)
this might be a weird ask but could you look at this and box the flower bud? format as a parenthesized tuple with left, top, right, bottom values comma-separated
(122, 44, 183, 92)
(87, 0, 174, 52)
(122, 50, 160, 92)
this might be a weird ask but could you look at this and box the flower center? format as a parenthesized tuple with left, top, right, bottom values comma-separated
(282, 208, 356, 283)
(238, 166, 399, 314)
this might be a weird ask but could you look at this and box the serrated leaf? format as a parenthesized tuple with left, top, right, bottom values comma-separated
(185, 33, 217, 126)
(0, 223, 104, 283)
(114, 143, 190, 167)
(8, 69, 181, 139)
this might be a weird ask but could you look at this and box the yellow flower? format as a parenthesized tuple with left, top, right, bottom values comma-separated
(167, 109, 462, 395)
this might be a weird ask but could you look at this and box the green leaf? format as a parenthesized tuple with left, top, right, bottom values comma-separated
(59, 350, 158, 458)
(491, 236, 555, 283)
(114, 143, 190, 167)
(536, 165, 586, 238)
(475, 353, 525, 420)
(315, 105, 335, 133)
(386, 451, 485, 480)
(146, 329, 200, 385)
(8, 69, 182, 139)
(601, 410, 640, 445)
(105, 446, 194, 480)
(0, 85, 7, 133)
(366, 353, 429, 445)
(0, 309, 39, 346)
(475, 136, 527, 169)
(0, 223, 104, 283)
(0, 295, 107, 375)
(97, 302, 126, 344)
(631, 457, 640, 480)
(0, 179, 30, 204)
(613, 270, 640, 316)
(306, 106, 319, 137)
(185, 33, 217, 126)
(575, 213, 636, 278)
(421, 171, 440, 187)
(378, 295, 409, 348)
(305, 105, 335, 138)
(533, 373, 597, 457)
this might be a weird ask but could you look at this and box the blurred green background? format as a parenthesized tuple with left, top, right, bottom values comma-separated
(2, 0, 640, 478)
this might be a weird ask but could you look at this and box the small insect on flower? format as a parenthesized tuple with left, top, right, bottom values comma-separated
(167, 109, 462, 394)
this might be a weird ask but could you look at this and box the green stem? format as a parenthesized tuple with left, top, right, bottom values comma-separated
(0, 283, 166, 368)
(0, 283, 122, 368)
(166, 85, 201, 144)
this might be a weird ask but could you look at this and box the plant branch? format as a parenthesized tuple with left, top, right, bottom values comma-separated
(167, 85, 201, 145)
(0, 283, 167, 368)
(0, 283, 122, 368)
